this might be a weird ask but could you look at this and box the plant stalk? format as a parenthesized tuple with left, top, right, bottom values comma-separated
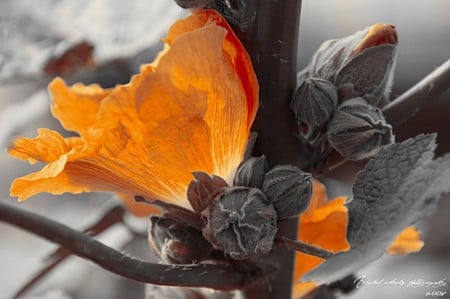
(231, 1, 303, 298)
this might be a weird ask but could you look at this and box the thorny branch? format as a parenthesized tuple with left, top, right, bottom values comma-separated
(0, 201, 276, 291)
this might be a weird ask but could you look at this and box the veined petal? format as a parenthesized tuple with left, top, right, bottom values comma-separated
(9, 128, 71, 164)
(49, 78, 111, 133)
(387, 226, 424, 255)
(293, 181, 350, 298)
(9, 10, 259, 214)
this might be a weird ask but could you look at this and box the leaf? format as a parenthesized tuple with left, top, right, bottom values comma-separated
(304, 134, 450, 283)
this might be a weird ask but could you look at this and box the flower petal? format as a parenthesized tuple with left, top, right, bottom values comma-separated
(9, 128, 71, 164)
(387, 226, 424, 255)
(49, 78, 111, 133)
(9, 10, 258, 214)
(293, 181, 350, 297)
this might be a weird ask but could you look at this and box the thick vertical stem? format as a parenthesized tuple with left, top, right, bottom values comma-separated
(231, 1, 303, 298)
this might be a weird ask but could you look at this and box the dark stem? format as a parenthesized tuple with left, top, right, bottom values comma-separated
(383, 58, 450, 127)
(0, 201, 275, 291)
(275, 237, 333, 259)
(14, 204, 126, 299)
(230, 1, 303, 298)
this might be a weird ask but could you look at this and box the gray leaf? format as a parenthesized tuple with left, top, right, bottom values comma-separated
(304, 134, 450, 283)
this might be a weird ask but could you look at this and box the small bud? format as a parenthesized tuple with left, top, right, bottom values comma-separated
(234, 155, 268, 188)
(149, 216, 213, 264)
(290, 77, 338, 144)
(327, 97, 394, 160)
(301, 24, 398, 107)
(262, 165, 313, 219)
(202, 187, 277, 259)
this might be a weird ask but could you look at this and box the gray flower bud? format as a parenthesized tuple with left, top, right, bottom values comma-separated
(202, 187, 277, 260)
(327, 97, 394, 160)
(301, 24, 398, 107)
(262, 165, 313, 219)
(234, 155, 268, 188)
(290, 77, 338, 144)
(149, 216, 213, 264)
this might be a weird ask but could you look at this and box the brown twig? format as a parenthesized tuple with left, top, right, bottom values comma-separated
(383, 58, 450, 127)
(0, 201, 275, 291)
(275, 237, 333, 259)
(13, 204, 126, 299)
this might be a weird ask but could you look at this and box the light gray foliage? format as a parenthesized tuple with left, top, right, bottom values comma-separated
(304, 134, 450, 283)
(0, 0, 184, 80)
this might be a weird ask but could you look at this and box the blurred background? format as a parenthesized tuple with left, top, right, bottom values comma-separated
(0, 0, 449, 298)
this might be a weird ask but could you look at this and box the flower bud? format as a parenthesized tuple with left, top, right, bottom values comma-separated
(300, 24, 398, 107)
(234, 155, 268, 188)
(149, 216, 213, 264)
(262, 165, 313, 219)
(202, 187, 277, 259)
(327, 97, 394, 160)
(290, 77, 338, 144)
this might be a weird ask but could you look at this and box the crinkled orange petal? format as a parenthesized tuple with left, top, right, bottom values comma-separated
(49, 78, 111, 133)
(9, 129, 70, 164)
(387, 226, 424, 255)
(293, 180, 350, 298)
(9, 10, 258, 216)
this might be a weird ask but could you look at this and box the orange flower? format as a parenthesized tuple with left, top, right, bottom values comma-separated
(9, 10, 259, 216)
(293, 180, 350, 298)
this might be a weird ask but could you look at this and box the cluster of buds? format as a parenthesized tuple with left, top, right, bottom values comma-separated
(291, 24, 398, 163)
(148, 157, 313, 262)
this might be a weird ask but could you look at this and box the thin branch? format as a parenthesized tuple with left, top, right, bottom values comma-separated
(13, 204, 126, 299)
(275, 237, 333, 259)
(0, 201, 275, 291)
(383, 58, 450, 127)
